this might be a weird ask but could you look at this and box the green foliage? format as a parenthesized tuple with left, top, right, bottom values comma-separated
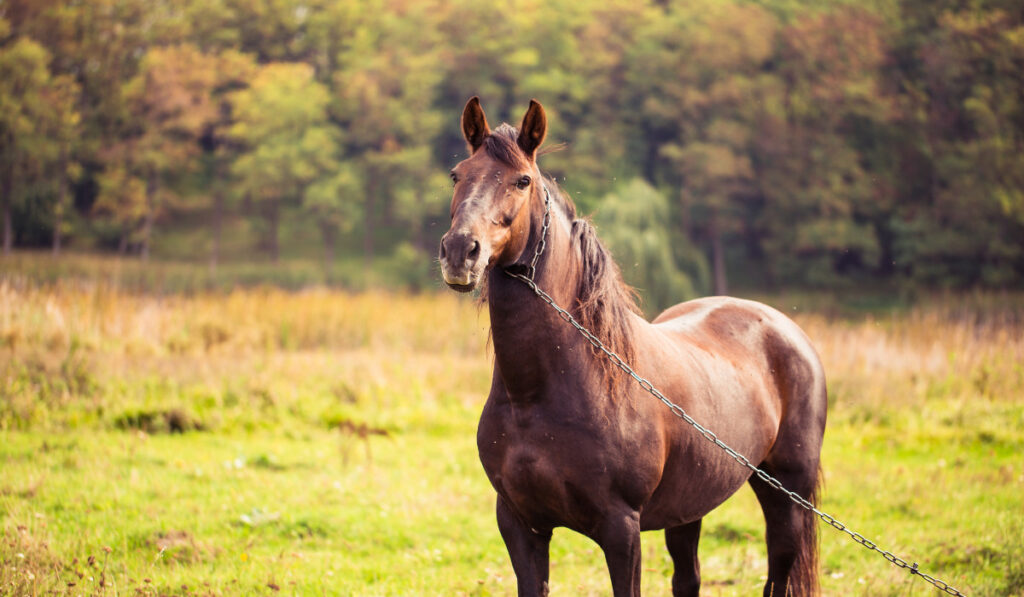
(594, 179, 707, 313)
(229, 61, 341, 260)
(93, 44, 222, 257)
(881, 5, 1024, 286)
(303, 163, 363, 232)
(2, 0, 1024, 294)
(0, 25, 79, 254)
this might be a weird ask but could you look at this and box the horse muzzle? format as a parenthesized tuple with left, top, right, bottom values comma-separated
(440, 264, 479, 292)
(439, 230, 486, 292)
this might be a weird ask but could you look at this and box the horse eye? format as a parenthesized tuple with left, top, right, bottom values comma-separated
(516, 175, 531, 190)
(450, 172, 458, 185)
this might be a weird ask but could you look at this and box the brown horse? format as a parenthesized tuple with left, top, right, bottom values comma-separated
(439, 97, 827, 597)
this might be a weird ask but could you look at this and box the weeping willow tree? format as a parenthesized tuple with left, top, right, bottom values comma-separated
(593, 178, 709, 315)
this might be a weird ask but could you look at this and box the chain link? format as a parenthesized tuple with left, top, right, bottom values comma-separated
(523, 187, 551, 281)
(502, 189, 969, 596)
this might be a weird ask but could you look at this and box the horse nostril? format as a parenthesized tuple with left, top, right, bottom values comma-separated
(468, 240, 480, 261)
(439, 242, 447, 260)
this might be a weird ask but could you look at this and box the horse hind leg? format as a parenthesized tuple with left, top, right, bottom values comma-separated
(664, 519, 702, 597)
(749, 461, 821, 597)
(754, 325, 826, 595)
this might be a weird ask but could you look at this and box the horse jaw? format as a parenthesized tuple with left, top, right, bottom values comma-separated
(440, 260, 483, 292)
(442, 274, 477, 293)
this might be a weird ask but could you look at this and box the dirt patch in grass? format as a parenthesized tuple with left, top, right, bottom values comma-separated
(151, 530, 212, 566)
(113, 408, 205, 433)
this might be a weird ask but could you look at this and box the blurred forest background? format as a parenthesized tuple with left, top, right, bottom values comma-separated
(2, 0, 1023, 305)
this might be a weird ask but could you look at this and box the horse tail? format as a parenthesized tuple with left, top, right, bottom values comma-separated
(788, 465, 823, 597)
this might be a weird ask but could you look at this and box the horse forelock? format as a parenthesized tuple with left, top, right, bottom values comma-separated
(481, 123, 565, 170)
(482, 124, 530, 170)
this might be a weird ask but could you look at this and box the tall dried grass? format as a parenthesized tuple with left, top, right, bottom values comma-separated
(798, 299, 1023, 412)
(0, 279, 486, 357)
(0, 278, 492, 431)
(4, 278, 1020, 407)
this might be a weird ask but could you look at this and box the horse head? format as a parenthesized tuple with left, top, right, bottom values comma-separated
(439, 97, 547, 292)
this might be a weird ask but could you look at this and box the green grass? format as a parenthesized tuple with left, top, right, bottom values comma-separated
(1, 254, 1022, 595)
(5, 403, 1019, 596)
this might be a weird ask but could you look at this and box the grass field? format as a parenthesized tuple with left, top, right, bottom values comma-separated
(1, 255, 1022, 596)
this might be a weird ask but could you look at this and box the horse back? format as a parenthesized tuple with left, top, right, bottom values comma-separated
(651, 296, 826, 412)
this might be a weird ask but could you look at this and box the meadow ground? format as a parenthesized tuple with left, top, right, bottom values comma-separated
(1, 255, 1022, 596)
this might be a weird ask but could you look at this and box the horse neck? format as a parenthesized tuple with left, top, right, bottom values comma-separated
(487, 188, 591, 398)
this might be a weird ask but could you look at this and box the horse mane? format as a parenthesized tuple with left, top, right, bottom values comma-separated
(533, 179, 641, 386)
(570, 213, 642, 390)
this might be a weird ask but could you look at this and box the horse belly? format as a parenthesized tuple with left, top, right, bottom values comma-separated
(636, 378, 780, 530)
(639, 448, 757, 530)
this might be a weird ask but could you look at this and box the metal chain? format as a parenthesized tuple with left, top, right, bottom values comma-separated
(502, 190, 969, 596)
(523, 186, 551, 281)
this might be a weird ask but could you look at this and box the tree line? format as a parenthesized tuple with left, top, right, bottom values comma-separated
(2, 0, 1022, 300)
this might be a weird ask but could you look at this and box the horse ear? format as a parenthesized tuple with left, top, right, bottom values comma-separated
(462, 96, 490, 153)
(517, 99, 547, 160)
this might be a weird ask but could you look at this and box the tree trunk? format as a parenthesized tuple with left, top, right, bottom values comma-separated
(53, 155, 68, 257)
(2, 195, 11, 257)
(363, 192, 375, 267)
(710, 211, 728, 296)
(140, 173, 157, 261)
(678, 188, 692, 240)
(0, 171, 14, 257)
(209, 191, 223, 275)
(320, 221, 336, 272)
(52, 206, 63, 256)
(266, 200, 280, 263)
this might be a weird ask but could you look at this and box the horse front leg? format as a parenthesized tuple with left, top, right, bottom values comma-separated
(595, 509, 643, 597)
(496, 496, 552, 597)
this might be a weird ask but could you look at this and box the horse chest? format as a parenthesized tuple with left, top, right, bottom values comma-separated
(478, 402, 604, 481)
(477, 399, 661, 530)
